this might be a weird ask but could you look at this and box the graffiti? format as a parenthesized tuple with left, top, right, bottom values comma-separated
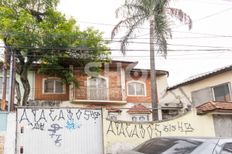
(67, 109, 74, 120)
(18, 108, 101, 146)
(19, 109, 101, 126)
(84, 110, 101, 120)
(76, 110, 82, 120)
(58, 110, 65, 121)
(37, 110, 47, 123)
(17, 108, 103, 153)
(49, 109, 57, 121)
(65, 119, 82, 130)
(27, 100, 61, 107)
(32, 122, 45, 131)
(48, 124, 63, 147)
(19, 109, 32, 126)
(107, 121, 195, 139)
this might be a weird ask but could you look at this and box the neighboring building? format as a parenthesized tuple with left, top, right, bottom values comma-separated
(26, 60, 179, 121)
(165, 64, 232, 108)
(164, 64, 232, 137)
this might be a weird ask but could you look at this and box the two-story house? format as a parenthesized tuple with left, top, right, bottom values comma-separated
(27, 60, 179, 121)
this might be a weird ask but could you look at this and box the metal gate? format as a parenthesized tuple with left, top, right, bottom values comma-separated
(16, 107, 103, 154)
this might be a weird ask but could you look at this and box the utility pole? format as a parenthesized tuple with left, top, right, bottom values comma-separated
(1, 46, 7, 111)
(8, 47, 15, 112)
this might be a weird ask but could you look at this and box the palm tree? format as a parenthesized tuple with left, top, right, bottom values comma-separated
(111, 0, 192, 121)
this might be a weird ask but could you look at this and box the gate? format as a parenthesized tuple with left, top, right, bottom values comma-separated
(16, 107, 103, 154)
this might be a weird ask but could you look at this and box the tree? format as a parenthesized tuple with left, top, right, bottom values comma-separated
(111, 0, 192, 120)
(0, 0, 110, 106)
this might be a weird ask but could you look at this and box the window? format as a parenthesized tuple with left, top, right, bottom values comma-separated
(134, 138, 202, 154)
(221, 143, 232, 154)
(192, 83, 231, 106)
(43, 78, 65, 94)
(132, 115, 148, 122)
(128, 81, 145, 96)
(213, 83, 231, 102)
(162, 110, 179, 120)
(88, 77, 107, 100)
(108, 112, 119, 121)
(132, 116, 137, 122)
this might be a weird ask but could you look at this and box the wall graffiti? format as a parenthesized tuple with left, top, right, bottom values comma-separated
(105, 111, 216, 154)
(106, 120, 194, 139)
(19, 109, 101, 127)
(27, 100, 61, 107)
(17, 108, 102, 153)
(48, 123, 63, 147)
(65, 119, 82, 130)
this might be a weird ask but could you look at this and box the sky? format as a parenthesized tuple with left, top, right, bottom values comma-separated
(57, 0, 232, 86)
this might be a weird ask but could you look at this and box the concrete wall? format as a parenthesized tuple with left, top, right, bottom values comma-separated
(0, 112, 7, 154)
(3, 113, 15, 154)
(0, 135, 4, 154)
(164, 71, 232, 108)
(213, 114, 232, 137)
(0, 108, 216, 154)
(0, 113, 7, 132)
(103, 109, 216, 154)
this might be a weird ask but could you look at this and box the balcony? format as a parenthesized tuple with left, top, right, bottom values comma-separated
(72, 86, 127, 105)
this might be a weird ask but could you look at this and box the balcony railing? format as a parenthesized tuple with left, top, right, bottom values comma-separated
(73, 86, 126, 103)
(89, 88, 107, 100)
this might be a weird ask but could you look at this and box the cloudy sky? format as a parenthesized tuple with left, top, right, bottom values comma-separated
(58, 0, 232, 86)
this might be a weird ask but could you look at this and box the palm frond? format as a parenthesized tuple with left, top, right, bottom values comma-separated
(152, 13, 171, 57)
(120, 17, 145, 55)
(115, 3, 149, 19)
(166, 7, 192, 30)
(157, 36, 167, 58)
(111, 14, 145, 40)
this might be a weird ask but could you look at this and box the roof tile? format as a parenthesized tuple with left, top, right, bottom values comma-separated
(196, 101, 232, 115)
(106, 106, 122, 113)
(127, 104, 151, 114)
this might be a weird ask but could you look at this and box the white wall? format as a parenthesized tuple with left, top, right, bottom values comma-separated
(4, 112, 16, 154)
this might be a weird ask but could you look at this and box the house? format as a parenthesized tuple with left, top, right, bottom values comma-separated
(26, 60, 180, 121)
(164, 64, 232, 137)
(165, 64, 232, 107)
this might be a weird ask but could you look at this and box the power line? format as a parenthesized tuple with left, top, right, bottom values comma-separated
(2, 30, 232, 40)
(111, 40, 232, 49)
(195, 0, 232, 6)
(173, 6, 232, 29)
(1, 46, 232, 52)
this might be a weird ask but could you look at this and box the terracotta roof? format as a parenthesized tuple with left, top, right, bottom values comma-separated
(106, 106, 122, 113)
(131, 68, 169, 76)
(86, 104, 102, 109)
(168, 64, 232, 90)
(196, 101, 232, 115)
(127, 104, 151, 114)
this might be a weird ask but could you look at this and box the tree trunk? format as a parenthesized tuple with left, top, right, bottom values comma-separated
(20, 67, 30, 106)
(149, 19, 160, 121)
(15, 79, 21, 106)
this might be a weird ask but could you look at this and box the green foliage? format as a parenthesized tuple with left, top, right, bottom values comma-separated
(0, 0, 110, 87)
(38, 57, 80, 88)
(112, 0, 192, 57)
